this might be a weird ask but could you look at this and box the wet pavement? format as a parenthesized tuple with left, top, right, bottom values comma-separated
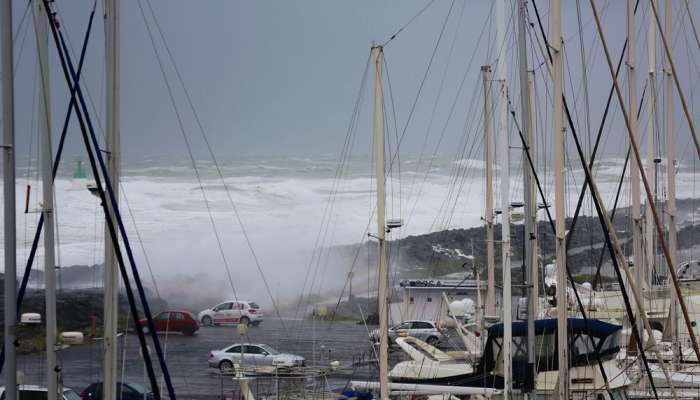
(7, 318, 383, 399)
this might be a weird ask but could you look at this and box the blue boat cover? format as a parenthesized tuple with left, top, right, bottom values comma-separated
(488, 318, 621, 339)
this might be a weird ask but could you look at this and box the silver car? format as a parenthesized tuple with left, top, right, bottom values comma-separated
(0, 385, 81, 400)
(208, 343, 305, 372)
(370, 320, 445, 346)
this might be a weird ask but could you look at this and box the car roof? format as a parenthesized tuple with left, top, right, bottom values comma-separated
(224, 343, 272, 349)
(0, 385, 75, 392)
(86, 382, 139, 386)
(222, 300, 252, 303)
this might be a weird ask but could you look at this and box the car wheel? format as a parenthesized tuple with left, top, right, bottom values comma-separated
(239, 317, 250, 327)
(183, 329, 195, 337)
(219, 360, 234, 373)
(142, 326, 150, 334)
(251, 321, 261, 327)
(426, 336, 439, 346)
(201, 316, 212, 326)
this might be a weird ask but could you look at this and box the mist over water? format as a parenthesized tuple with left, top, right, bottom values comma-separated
(0, 156, 698, 312)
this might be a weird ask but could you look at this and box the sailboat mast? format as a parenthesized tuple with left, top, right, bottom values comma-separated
(645, 0, 656, 292)
(627, 0, 644, 347)
(35, 1, 59, 398)
(103, 0, 120, 398)
(371, 45, 389, 400)
(662, 0, 679, 363)
(527, 70, 538, 320)
(1, 0, 17, 398)
(495, 0, 512, 396)
(551, 0, 568, 397)
(516, 0, 535, 392)
(481, 65, 496, 319)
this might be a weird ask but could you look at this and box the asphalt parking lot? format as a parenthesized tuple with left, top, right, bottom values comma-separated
(7, 318, 381, 399)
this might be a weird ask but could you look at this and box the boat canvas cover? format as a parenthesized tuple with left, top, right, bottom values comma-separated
(487, 318, 621, 338)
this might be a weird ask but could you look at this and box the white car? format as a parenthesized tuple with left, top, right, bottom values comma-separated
(370, 320, 446, 346)
(198, 300, 263, 327)
(0, 385, 81, 400)
(208, 343, 305, 372)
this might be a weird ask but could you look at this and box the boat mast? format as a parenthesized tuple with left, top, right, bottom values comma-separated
(35, 1, 59, 398)
(1, 0, 17, 398)
(517, 0, 535, 392)
(495, 0, 512, 396)
(103, 0, 120, 398)
(371, 45, 389, 400)
(627, 0, 644, 349)
(662, 0, 679, 363)
(645, 0, 656, 293)
(482, 65, 496, 320)
(527, 70, 538, 321)
(551, 0, 568, 397)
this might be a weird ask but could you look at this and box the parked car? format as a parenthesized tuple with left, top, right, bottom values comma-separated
(79, 382, 153, 400)
(370, 320, 446, 346)
(139, 310, 199, 336)
(0, 385, 81, 400)
(208, 343, 305, 372)
(198, 300, 263, 327)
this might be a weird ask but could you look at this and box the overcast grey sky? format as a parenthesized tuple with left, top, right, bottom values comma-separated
(4, 0, 699, 165)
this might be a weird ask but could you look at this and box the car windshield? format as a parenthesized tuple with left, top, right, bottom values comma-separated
(249, 302, 260, 309)
(63, 390, 82, 400)
(393, 322, 410, 330)
(259, 344, 279, 355)
(125, 383, 147, 394)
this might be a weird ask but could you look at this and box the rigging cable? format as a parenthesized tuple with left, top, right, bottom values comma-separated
(381, 0, 439, 47)
(139, 0, 289, 332)
(527, 1, 664, 395)
(401, 0, 465, 222)
(42, 2, 170, 397)
(290, 52, 371, 337)
(0, 3, 95, 373)
(53, 0, 163, 305)
(682, 0, 700, 54)
(323, 1, 462, 335)
(387, 0, 456, 174)
(135, 0, 251, 339)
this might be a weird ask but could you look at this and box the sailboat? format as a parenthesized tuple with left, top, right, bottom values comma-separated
(0, 1, 179, 399)
(349, 0, 700, 397)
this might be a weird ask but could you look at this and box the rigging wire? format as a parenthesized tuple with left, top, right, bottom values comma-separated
(402, 0, 465, 213)
(387, 0, 456, 174)
(53, 0, 162, 305)
(290, 53, 371, 337)
(139, 0, 289, 332)
(135, 0, 253, 344)
(0, 1, 96, 374)
(42, 2, 170, 395)
(404, 7, 492, 232)
(682, 0, 700, 54)
(381, 0, 439, 47)
(322, 0, 463, 337)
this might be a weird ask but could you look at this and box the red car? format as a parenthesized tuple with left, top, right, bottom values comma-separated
(139, 310, 199, 336)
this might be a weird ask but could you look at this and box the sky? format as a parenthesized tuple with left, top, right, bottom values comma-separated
(2, 0, 699, 165)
